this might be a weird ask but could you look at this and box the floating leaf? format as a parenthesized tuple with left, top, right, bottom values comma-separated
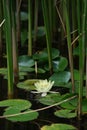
(17, 79, 40, 91)
(0, 99, 31, 111)
(60, 98, 77, 110)
(53, 57, 68, 72)
(33, 48, 60, 62)
(0, 68, 7, 75)
(18, 55, 35, 67)
(58, 57, 68, 71)
(44, 57, 68, 72)
(37, 68, 46, 73)
(38, 93, 62, 105)
(49, 71, 71, 86)
(41, 123, 76, 130)
(4, 108, 39, 122)
(54, 109, 76, 118)
(19, 66, 35, 72)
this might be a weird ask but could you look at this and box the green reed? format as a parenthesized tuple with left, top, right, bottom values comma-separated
(0, 0, 3, 57)
(63, 0, 75, 92)
(3, 0, 13, 97)
(28, 0, 32, 56)
(41, 0, 53, 73)
(33, 0, 38, 43)
(11, 0, 19, 84)
(77, 0, 87, 118)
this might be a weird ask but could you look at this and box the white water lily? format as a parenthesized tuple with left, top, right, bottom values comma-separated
(34, 79, 54, 96)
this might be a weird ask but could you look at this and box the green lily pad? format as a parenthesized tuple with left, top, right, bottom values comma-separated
(60, 98, 77, 110)
(54, 109, 76, 118)
(38, 93, 62, 105)
(17, 79, 40, 91)
(0, 99, 38, 122)
(0, 68, 7, 75)
(33, 48, 60, 62)
(0, 99, 31, 111)
(41, 123, 76, 130)
(37, 68, 46, 73)
(18, 55, 35, 67)
(44, 57, 68, 72)
(19, 66, 35, 72)
(49, 71, 71, 86)
(4, 107, 39, 122)
(53, 57, 68, 72)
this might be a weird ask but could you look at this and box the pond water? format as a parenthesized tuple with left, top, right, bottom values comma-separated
(0, 76, 87, 130)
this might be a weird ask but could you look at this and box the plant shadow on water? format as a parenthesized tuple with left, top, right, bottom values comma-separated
(0, 75, 87, 130)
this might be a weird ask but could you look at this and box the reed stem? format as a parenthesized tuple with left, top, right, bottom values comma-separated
(3, 0, 13, 97)
(41, 0, 53, 73)
(28, 0, 32, 56)
(64, 0, 75, 93)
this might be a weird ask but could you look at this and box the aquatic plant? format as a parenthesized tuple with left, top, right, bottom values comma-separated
(34, 79, 54, 96)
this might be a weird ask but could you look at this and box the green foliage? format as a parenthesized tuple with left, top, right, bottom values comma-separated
(33, 48, 60, 62)
(0, 99, 31, 110)
(38, 93, 62, 105)
(0, 68, 27, 80)
(60, 98, 77, 110)
(49, 71, 71, 86)
(74, 69, 86, 80)
(4, 108, 38, 122)
(41, 123, 77, 130)
(53, 57, 68, 72)
(38, 93, 76, 106)
(18, 55, 35, 67)
(0, 99, 39, 122)
(0, 68, 7, 75)
(54, 109, 76, 118)
(17, 79, 39, 91)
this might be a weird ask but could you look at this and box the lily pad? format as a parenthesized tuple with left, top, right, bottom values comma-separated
(33, 48, 60, 62)
(49, 71, 71, 86)
(18, 55, 35, 67)
(0, 68, 7, 75)
(54, 109, 76, 118)
(53, 57, 68, 72)
(4, 108, 39, 122)
(19, 66, 35, 72)
(60, 98, 77, 110)
(17, 79, 40, 91)
(41, 123, 76, 130)
(0, 99, 31, 111)
(38, 93, 62, 105)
